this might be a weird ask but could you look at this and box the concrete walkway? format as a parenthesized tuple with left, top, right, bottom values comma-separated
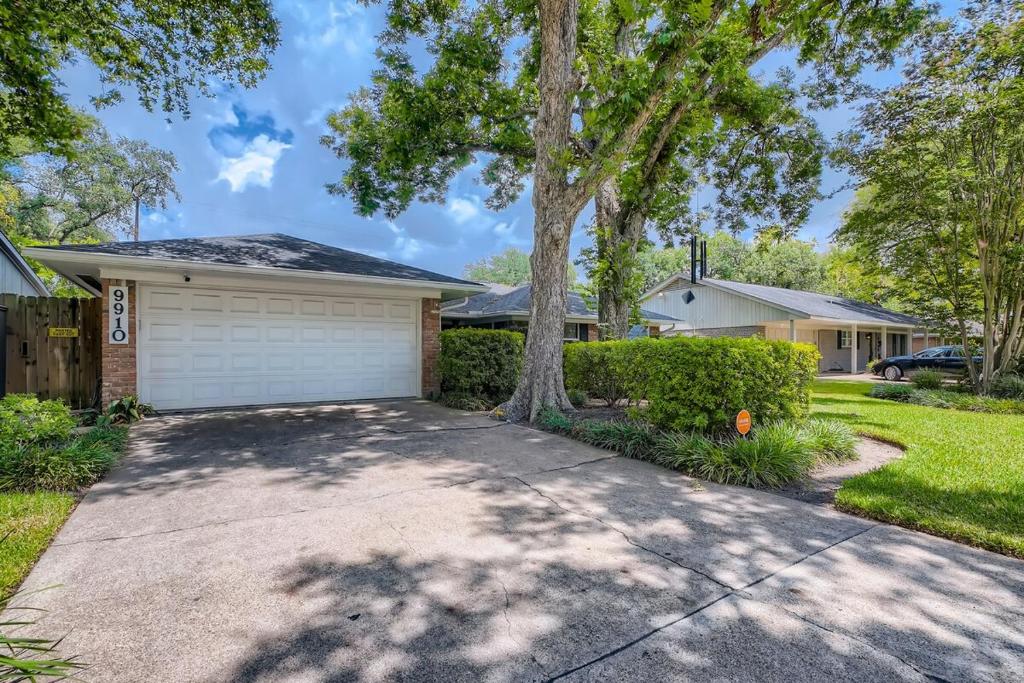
(14, 401, 1024, 681)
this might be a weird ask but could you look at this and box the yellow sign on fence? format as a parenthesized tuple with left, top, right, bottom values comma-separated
(48, 327, 79, 338)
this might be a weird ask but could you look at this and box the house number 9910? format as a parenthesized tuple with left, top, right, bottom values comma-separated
(109, 285, 129, 344)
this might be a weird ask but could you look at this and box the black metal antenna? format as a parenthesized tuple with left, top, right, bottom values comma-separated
(690, 236, 708, 283)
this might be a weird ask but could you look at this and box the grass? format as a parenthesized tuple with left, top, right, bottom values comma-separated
(0, 491, 75, 598)
(814, 380, 1024, 557)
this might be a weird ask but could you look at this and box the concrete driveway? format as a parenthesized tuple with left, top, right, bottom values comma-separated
(17, 401, 1024, 682)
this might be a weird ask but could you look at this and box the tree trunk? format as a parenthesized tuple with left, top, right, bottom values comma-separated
(495, 0, 579, 422)
(594, 178, 645, 339)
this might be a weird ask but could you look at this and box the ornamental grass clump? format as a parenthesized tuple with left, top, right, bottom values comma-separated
(800, 419, 858, 463)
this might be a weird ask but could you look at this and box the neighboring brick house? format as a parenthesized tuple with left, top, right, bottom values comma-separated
(26, 234, 483, 410)
(641, 273, 927, 374)
(440, 283, 674, 341)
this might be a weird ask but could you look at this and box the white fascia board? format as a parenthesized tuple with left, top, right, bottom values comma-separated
(806, 316, 919, 329)
(24, 248, 486, 297)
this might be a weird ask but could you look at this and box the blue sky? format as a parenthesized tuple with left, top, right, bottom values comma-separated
(59, 0, 948, 281)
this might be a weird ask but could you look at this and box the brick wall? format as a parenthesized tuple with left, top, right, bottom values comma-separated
(585, 323, 599, 341)
(101, 279, 137, 407)
(421, 298, 441, 398)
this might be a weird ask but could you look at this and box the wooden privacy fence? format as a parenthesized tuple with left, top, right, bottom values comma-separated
(1, 295, 102, 409)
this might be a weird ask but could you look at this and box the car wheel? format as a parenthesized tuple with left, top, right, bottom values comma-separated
(884, 366, 903, 381)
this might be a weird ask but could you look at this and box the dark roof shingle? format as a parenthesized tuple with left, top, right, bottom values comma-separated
(442, 283, 678, 322)
(36, 233, 478, 287)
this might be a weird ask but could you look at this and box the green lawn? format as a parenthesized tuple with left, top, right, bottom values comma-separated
(813, 380, 1024, 557)
(0, 491, 76, 598)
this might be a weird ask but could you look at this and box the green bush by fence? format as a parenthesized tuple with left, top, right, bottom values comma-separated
(438, 328, 524, 410)
(564, 336, 820, 432)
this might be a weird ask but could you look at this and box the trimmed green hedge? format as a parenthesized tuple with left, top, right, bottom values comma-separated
(438, 328, 524, 409)
(564, 336, 820, 432)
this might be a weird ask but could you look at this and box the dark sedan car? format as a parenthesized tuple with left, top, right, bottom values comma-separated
(873, 345, 981, 381)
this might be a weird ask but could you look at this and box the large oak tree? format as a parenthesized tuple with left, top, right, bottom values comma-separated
(324, 0, 926, 419)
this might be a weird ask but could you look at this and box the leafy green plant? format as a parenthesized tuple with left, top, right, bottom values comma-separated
(990, 373, 1024, 400)
(103, 395, 154, 425)
(567, 388, 588, 408)
(0, 427, 126, 492)
(564, 336, 820, 432)
(706, 421, 817, 488)
(801, 419, 858, 463)
(535, 406, 575, 433)
(870, 383, 1024, 415)
(910, 370, 944, 390)
(1, 587, 86, 680)
(0, 395, 76, 448)
(651, 431, 722, 471)
(869, 383, 917, 401)
(438, 329, 524, 409)
(562, 341, 632, 406)
(572, 419, 659, 460)
(438, 393, 491, 412)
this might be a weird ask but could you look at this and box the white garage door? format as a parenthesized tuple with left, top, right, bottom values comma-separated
(138, 285, 419, 410)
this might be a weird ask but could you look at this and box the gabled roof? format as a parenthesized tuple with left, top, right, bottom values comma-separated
(644, 273, 921, 327)
(442, 283, 678, 323)
(0, 230, 50, 296)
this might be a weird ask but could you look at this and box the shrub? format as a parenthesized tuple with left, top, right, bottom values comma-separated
(910, 369, 944, 390)
(990, 373, 1024, 400)
(651, 431, 721, 471)
(564, 336, 819, 433)
(869, 383, 916, 401)
(563, 341, 633, 406)
(438, 328, 524, 409)
(535, 405, 574, 433)
(99, 395, 154, 426)
(0, 395, 76, 447)
(705, 421, 817, 488)
(438, 393, 491, 412)
(572, 419, 659, 459)
(567, 388, 588, 408)
(801, 419, 857, 463)
(869, 383, 1024, 415)
(0, 426, 126, 492)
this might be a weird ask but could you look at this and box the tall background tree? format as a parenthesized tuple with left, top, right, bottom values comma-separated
(0, 0, 280, 156)
(323, 0, 927, 419)
(837, 0, 1024, 391)
(6, 121, 179, 245)
(464, 247, 580, 288)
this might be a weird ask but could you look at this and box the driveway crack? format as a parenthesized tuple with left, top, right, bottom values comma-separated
(538, 511, 886, 681)
(510, 477, 734, 591)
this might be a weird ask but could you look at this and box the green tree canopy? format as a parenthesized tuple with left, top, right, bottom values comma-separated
(636, 232, 827, 292)
(0, 0, 279, 155)
(5, 120, 179, 244)
(836, 0, 1024, 391)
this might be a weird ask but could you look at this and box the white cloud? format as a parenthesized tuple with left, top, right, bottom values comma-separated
(294, 1, 369, 57)
(446, 196, 482, 224)
(385, 221, 425, 261)
(216, 135, 291, 192)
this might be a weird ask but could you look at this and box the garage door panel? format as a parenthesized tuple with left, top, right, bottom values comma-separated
(139, 286, 419, 410)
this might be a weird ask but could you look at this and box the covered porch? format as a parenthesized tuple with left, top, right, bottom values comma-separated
(763, 319, 929, 375)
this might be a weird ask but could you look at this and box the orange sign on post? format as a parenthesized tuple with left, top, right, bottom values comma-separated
(736, 409, 752, 436)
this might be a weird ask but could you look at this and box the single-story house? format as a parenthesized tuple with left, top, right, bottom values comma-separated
(641, 274, 925, 373)
(25, 233, 485, 410)
(1, 229, 50, 296)
(441, 283, 677, 341)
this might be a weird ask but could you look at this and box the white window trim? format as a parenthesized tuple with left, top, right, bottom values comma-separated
(839, 330, 853, 349)
(563, 322, 581, 341)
